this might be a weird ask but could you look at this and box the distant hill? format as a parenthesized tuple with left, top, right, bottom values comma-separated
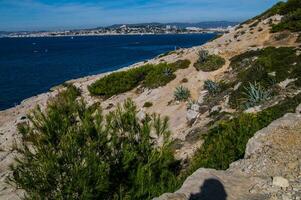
(104, 21, 239, 29)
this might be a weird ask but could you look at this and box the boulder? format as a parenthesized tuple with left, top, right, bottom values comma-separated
(272, 177, 289, 188)
(190, 104, 200, 112)
(197, 90, 208, 105)
(186, 110, 199, 124)
(210, 105, 221, 115)
(137, 110, 146, 122)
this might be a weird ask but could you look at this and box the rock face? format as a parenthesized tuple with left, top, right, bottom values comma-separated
(155, 107, 301, 200)
(186, 109, 199, 124)
(272, 177, 289, 188)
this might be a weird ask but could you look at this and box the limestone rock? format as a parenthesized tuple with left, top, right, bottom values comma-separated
(244, 106, 261, 114)
(137, 110, 146, 122)
(272, 177, 289, 188)
(197, 90, 208, 105)
(278, 78, 297, 89)
(209, 105, 221, 114)
(190, 104, 200, 112)
(186, 110, 199, 124)
(233, 82, 241, 91)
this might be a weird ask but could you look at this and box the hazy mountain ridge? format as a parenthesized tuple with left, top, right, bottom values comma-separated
(105, 21, 239, 29)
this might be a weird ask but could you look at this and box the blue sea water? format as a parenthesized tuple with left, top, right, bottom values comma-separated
(0, 33, 216, 110)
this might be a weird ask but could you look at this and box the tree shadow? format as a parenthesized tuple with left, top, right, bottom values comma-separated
(189, 178, 227, 200)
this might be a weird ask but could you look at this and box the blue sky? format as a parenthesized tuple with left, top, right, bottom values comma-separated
(0, 0, 282, 31)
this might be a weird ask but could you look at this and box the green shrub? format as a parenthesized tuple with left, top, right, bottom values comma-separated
(188, 93, 301, 173)
(158, 51, 176, 58)
(272, 8, 301, 32)
(88, 65, 153, 97)
(143, 101, 153, 108)
(171, 59, 191, 70)
(270, 0, 301, 32)
(194, 54, 225, 72)
(89, 60, 191, 97)
(197, 49, 209, 64)
(174, 86, 191, 101)
(143, 63, 176, 88)
(11, 87, 180, 200)
(204, 80, 221, 95)
(229, 47, 301, 109)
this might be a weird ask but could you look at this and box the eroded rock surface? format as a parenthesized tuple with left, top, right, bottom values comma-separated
(155, 108, 301, 200)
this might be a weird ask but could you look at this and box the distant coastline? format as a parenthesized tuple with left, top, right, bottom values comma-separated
(1, 21, 236, 38)
(3, 32, 224, 38)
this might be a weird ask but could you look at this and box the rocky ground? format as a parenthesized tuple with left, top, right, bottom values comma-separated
(155, 106, 301, 200)
(0, 14, 301, 199)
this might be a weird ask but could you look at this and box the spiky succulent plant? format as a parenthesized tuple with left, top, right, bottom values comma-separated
(243, 82, 271, 108)
(174, 86, 191, 101)
(204, 80, 221, 94)
(198, 49, 209, 63)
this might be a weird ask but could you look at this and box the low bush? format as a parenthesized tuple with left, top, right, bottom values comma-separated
(143, 101, 153, 108)
(197, 49, 209, 64)
(188, 93, 301, 173)
(174, 86, 191, 101)
(89, 60, 191, 98)
(272, 8, 301, 32)
(11, 87, 180, 200)
(229, 47, 301, 109)
(88, 65, 153, 97)
(171, 59, 191, 70)
(204, 80, 221, 95)
(158, 51, 177, 58)
(271, 0, 301, 32)
(194, 54, 225, 72)
(143, 63, 176, 88)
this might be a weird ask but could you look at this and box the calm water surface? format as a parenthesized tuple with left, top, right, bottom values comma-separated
(0, 34, 216, 110)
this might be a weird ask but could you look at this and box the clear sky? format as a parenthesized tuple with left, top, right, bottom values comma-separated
(0, 0, 282, 31)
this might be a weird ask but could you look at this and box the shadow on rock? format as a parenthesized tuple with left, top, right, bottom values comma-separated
(189, 178, 227, 200)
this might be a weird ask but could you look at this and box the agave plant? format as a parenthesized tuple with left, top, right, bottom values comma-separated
(204, 80, 221, 94)
(174, 86, 191, 101)
(198, 49, 209, 63)
(163, 67, 173, 77)
(243, 82, 271, 108)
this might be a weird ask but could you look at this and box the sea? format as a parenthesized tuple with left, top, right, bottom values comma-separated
(0, 33, 216, 110)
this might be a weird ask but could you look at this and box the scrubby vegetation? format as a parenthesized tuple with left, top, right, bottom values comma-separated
(11, 86, 181, 200)
(88, 65, 152, 97)
(89, 60, 190, 97)
(144, 64, 176, 88)
(242, 82, 271, 108)
(271, 0, 301, 32)
(174, 86, 190, 101)
(229, 47, 301, 109)
(194, 50, 225, 72)
(204, 80, 222, 95)
(143, 101, 153, 108)
(188, 93, 301, 172)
